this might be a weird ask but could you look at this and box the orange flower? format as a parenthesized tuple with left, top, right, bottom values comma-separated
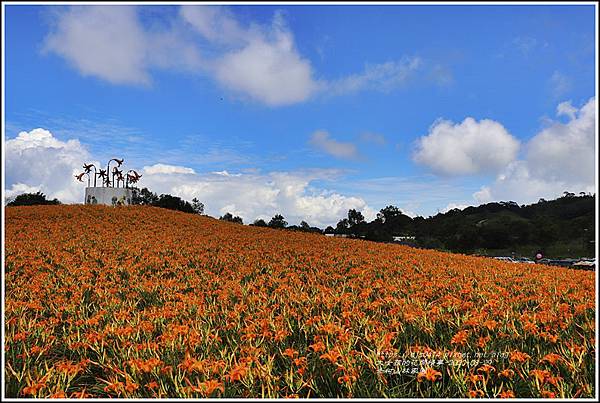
(145, 381, 159, 390)
(283, 347, 299, 359)
(310, 341, 326, 353)
(125, 381, 139, 394)
(337, 374, 357, 385)
(160, 365, 173, 375)
(498, 368, 514, 379)
(530, 369, 552, 384)
(483, 319, 497, 331)
(5, 204, 595, 398)
(477, 335, 490, 348)
(499, 390, 515, 398)
(22, 380, 46, 396)
(69, 389, 92, 398)
(320, 349, 342, 364)
(417, 368, 442, 383)
(203, 379, 225, 396)
(50, 390, 66, 398)
(467, 373, 483, 384)
(103, 381, 124, 394)
(540, 353, 563, 366)
(477, 364, 496, 375)
(226, 364, 248, 382)
(450, 330, 469, 346)
(469, 389, 484, 398)
(510, 351, 531, 363)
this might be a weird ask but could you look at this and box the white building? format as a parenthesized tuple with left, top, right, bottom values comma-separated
(85, 187, 133, 206)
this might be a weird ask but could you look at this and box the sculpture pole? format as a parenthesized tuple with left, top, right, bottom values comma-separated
(106, 158, 124, 188)
(83, 163, 98, 187)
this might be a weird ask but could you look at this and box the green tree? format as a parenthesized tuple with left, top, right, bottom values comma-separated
(335, 218, 350, 235)
(347, 209, 365, 227)
(131, 187, 158, 205)
(299, 221, 311, 232)
(191, 198, 204, 215)
(269, 214, 287, 229)
(154, 194, 195, 214)
(251, 219, 268, 227)
(220, 212, 243, 224)
(7, 192, 60, 206)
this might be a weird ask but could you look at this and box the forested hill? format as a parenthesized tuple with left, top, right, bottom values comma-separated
(342, 193, 595, 258)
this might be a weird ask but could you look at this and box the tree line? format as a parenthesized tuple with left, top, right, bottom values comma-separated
(6, 188, 595, 258)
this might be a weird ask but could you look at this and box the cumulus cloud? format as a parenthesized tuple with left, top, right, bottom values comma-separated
(181, 6, 319, 105)
(43, 6, 152, 85)
(143, 163, 196, 175)
(474, 97, 596, 204)
(43, 6, 202, 85)
(5, 128, 374, 226)
(210, 15, 318, 106)
(5, 128, 91, 203)
(309, 130, 359, 160)
(122, 167, 375, 227)
(5, 183, 41, 200)
(413, 117, 520, 176)
(43, 5, 445, 106)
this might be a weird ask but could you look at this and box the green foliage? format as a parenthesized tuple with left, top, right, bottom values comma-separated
(153, 194, 195, 214)
(286, 221, 322, 233)
(131, 187, 202, 215)
(331, 194, 595, 258)
(191, 198, 204, 215)
(268, 214, 287, 229)
(251, 219, 268, 227)
(220, 212, 243, 224)
(7, 192, 61, 206)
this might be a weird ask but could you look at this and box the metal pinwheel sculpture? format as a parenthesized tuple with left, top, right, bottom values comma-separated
(125, 170, 142, 188)
(76, 159, 141, 189)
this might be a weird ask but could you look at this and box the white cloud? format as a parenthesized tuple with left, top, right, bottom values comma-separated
(211, 170, 242, 177)
(309, 130, 359, 160)
(43, 6, 151, 85)
(550, 71, 572, 98)
(143, 163, 196, 175)
(556, 100, 577, 120)
(327, 57, 421, 95)
(5, 129, 375, 227)
(474, 97, 596, 204)
(413, 117, 520, 176)
(43, 5, 444, 107)
(136, 168, 375, 227)
(441, 202, 472, 213)
(5, 128, 91, 203)
(210, 13, 318, 106)
(5, 183, 41, 201)
(180, 5, 244, 45)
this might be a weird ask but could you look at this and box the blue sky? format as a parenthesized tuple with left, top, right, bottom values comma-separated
(4, 4, 597, 226)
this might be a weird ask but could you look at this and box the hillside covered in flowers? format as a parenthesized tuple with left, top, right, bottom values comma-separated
(4, 205, 595, 398)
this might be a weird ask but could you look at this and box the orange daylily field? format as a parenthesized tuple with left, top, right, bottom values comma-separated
(4, 205, 596, 398)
